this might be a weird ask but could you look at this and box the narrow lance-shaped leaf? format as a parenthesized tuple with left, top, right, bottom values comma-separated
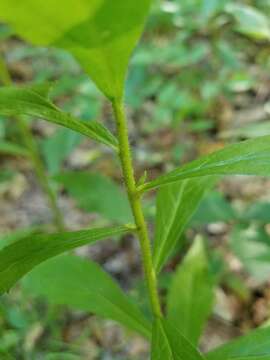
(167, 237, 215, 346)
(0, 85, 118, 150)
(206, 326, 270, 360)
(0, 224, 133, 295)
(23, 255, 151, 339)
(154, 176, 217, 273)
(0, 0, 152, 99)
(140, 136, 270, 192)
(151, 318, 206, 360)
(0, 227, 38, 251)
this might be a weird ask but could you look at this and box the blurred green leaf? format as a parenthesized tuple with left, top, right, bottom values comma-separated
(0, 353, 15, 360)
(245, 202, 270, 223)
(0, 141, 29, 157)
(0, 0, 152, 99)
(226, 3, 270, 40)
(223, 272, 250, 302)
(0, 225, 132, 294)
(0, 170, 15, 185)
(167, 237, 215, 346)
(44, 354, 80, 360)
(226, 71, 255, 93)
(0, 57, 11, 86)
(41, 129, 81, 174)
(229, 224, 270, 283)
(192, 191, 235, 225)
(201, 0, 228, 20)
(221, 122, 270, 140)
(0, 85, 118, 150)
(141, 136, 270, 192)
(153, 177, 217, 272)
(55, 171, 133, 223)
(23, 255, 151, 339)
(0, 331, 19, 353)
(187, 120, 215, 133)
(206, 326, 270, 359)
(151, 318, 205, 359)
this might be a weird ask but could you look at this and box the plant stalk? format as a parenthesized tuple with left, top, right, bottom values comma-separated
(0, 57, 64, 231)
(112, 99, 162, 318)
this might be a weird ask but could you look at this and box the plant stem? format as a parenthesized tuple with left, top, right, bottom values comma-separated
(112, 99, 162, 318)
(0, 58, 64, 231)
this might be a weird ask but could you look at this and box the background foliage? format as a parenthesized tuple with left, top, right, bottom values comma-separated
(1, 0, 270, 358)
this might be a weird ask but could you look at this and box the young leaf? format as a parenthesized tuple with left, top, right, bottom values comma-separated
(206, 326, 270, 360)
(153, 177, 217, 272)
(54, 171, 133, 223)
(151, 318, 205, 360)
(0, 86, 118, 150)
(23, 254, 151, 339)
(140, 136, 270, 192)
(167, 237, 215, 346)
(0, 0, 152, 99)
(0, 225, 132, 295)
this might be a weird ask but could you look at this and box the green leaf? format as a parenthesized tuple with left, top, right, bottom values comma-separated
(0, 170, 14, 187)
(153, 177, 217, 272)
(192, 191, 236, 226)
(167, 237, 215, 346)
(0, 227, 38, 251)
(44, 354, 80, 360)
(206, 326, 270, 360)
(54, 171, 133, 223)
(0, 0, 152, 99)
(229, 225, 270, 283)
(245, 202, 270, 223)
(23, 254, 151, 339)
(0, 85, 118, 150)
(140, 136, 270, 192)
(151, 318, 205, 360)
(0, 141, 29, 157)
(226, 4, 270, 40)
(41, 129, 82, 174)
(0, 224, 132, 295)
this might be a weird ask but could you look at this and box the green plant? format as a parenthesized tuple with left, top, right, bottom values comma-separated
(1, 1, 270, 358)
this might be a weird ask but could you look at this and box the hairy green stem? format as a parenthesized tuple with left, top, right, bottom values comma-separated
(112, 99, 162, 318)
(0, 57, 64, 230)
